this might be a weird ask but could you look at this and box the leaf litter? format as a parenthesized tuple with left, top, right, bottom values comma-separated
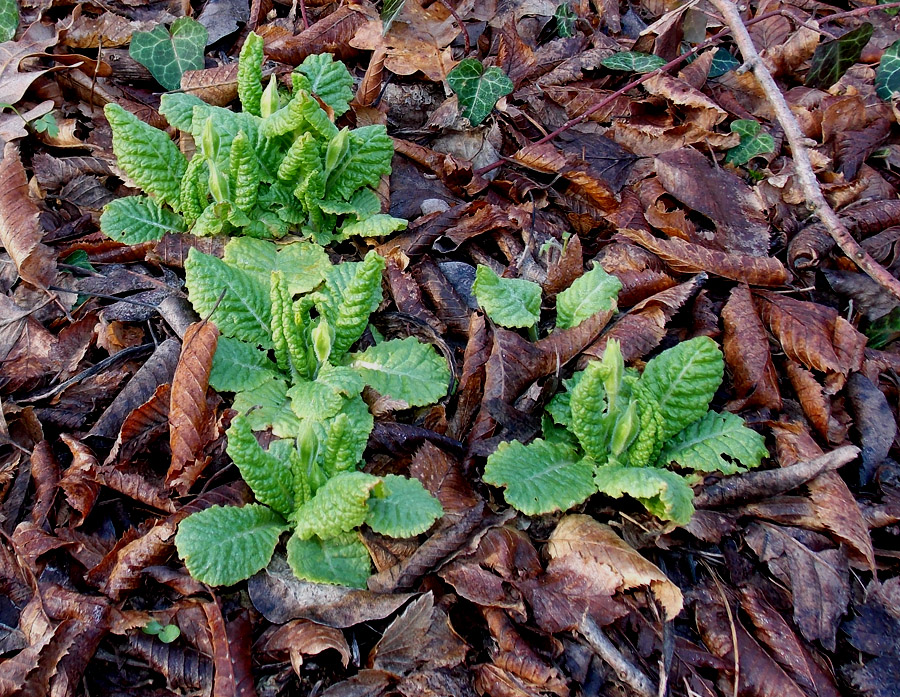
(0, 0, 899, 695)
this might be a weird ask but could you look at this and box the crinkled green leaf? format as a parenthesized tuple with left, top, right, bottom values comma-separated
(381, 0, 406, 34)
(271, 270, 311, 378)
(105, 103, 187, 208)
(160, 93, 207, 130)
(639, 336, 724, 441)
(175, 504, 287, 586)
(233, 376, 301, 437)
(317, 251, 385, 358)
(129, 18, 208, 91)
(593, 466, 695, 525)
(805, 23, 873, 89)
(472, 264, 541, 329)
(319, 189, 381, 218)
(366, 475, 443, 537)
(0, 0, 19, 42)
(286, 531, 371, 587)
(601, 51, 666, 73)
(100, 196, 186, 244)
(288, 379, 345, 420)
(545, 372, 584, 427)
(223, 238, 330, 296)
(556, 264, 621, 329)
(210, 336, 279, 392)
(192, 106, 282, 183)
(569, 360, 613, 461)
(292, 471, 381, 539)
(226, 416, 295, 516)
(325, 125, 394, 201)
(447, 58, 514, 127)
(349, 336, 449, 406)
(297, 53, 354, 116)
(876, 39, 900, 100)
(725, 119, 775, 166)
(483, 439, 596, 515)
(657, 410, 768, 474)
(238, 32, 264, 116)
(185, 247, 272, 347)
(339, 214, 408, 239)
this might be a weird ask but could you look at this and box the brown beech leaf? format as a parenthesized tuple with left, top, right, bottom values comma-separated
(513, 142, 618, 212)
(847, 372, 897, 484)
(257, 620, 351, 676)
(167, 321, 219, 495)
(126, 633, 213, 694)
(0, 22, 60, 106)
(28, 440, 59, 528)
(621, 228, 788, 286)
(369, 593, 432, 675)
(834, 118, 890, 181)
(264, 1, 377, 64)
(180, 63, 240, 106)
(105, 382, 171, 467)
(0, 144, 57, 289)
(58, 435, 102, 527)
(203, 602, 257, 697)
(643, 74, 728, 130)
(785, 360, 847, 443)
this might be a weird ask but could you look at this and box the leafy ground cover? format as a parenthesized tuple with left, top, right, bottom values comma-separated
(1, 0, 900, 695)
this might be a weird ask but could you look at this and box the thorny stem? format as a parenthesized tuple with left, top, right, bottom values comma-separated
(707, 0, 900, 303)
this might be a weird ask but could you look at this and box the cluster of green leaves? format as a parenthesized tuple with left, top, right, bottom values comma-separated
(447, 59, 514, 127)
(483, 337, 768, 525)
(101, 34, 404, 246)
(174, 240, 449, 587)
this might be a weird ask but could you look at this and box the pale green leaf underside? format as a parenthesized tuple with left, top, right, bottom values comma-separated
(175, 504, 287, 586)
(129, 17, 208, 91)
(472, 264, 541, 328)
(483, 439, 596, 515)
(657, 410, 768, 474)
(593, 466, 695, 525)
(226, 417, 295, 516)
(447, 58, 514, 127)
(602, 51, 666, 73)
(556, 264, 621, 329)
(100, 196, 186, 244)
(287, 531, 371, 588)
(366, 474, 443, 537)
(209, 336, 279, 392)
(350, 337, 449, 407)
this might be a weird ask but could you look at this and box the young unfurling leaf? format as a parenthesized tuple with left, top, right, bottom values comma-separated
(237, 32, 264, 116)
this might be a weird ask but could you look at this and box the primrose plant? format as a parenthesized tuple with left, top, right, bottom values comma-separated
(483, 336, 768, 525)
(174, 239, 450, 587)
(101, 33, 404, 245)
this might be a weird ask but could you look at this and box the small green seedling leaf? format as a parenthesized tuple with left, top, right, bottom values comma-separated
(554, 3, 577, 37)
(447, 58, 514, 127)
(601, 51, 666, 73)
(876, 39, 900, 100)
(157, 624, 181, 643)
(708, 48, 741, 78)
(724, 119, 775, 166)
(0, 0, 18, 42)
(31, 112, 58, 137)
(381, 0, 407, 34)
(805, 23, 873, 89)
(63, 250, 95, 272)
(142, 620, 164, 636)
(472, 264, 542, 329)
(129, 18, 208, 91)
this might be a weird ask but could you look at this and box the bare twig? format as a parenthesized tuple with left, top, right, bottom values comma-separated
(706, 0, 900, 303)
(580, 616, 657, 697)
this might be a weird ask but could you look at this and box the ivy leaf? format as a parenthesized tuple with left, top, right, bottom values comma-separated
(657, 411, 768, 474)
(296, 53, 355, 116)
(555, 264, 621, 329)
(447, 58, 514, 127)
(286, 531, 371, 588)
(593, 466, 695, 525)
(876, 39, 900, 100)
(483, 439, 596, 515)
(805, 23, 873, 89)
(129, 18, 208, 91)
(878, 0, 899, 16)
(292, 471, 381, 540)
(223, 238, 331, 296)
(349, 336, 450, 406)
(226, 416, 296, 517)
(708, 48, 741, 78)
(601, 51, 666, 73)
(472, 264, 542, 329)
(174, 504, 287, 586)
(724, 119, 775, 166)
(209, 336, 279, 392)
(366, 475, 444, 537)
(638, 336, 724, 441)
(553, 2, 576, 38)
(381, 0, 406, 34)
(0, 0, 18, 42)
(100, 196, 186, 244)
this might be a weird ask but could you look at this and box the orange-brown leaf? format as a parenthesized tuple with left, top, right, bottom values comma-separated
(204, 602, 257, 697)
(513, 142, 618, 212)
(258, 620, 351, 676)
(180, 63, 240, 106)
(264, 2, 377, 65)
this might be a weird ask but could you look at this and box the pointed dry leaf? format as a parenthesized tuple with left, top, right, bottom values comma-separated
(203, 602, 257, 697)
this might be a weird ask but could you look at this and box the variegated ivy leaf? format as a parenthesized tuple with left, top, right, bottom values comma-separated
(601, 51, 666, 73)
(339, 214, 408, 239)
(175, 504, 287, 586)
(226, 416, 296, 517)
(593, 465, 695, 525)
(100, 196, 186, 244)
(233, 376, 302, 437)
(209, 336, 279, 392)
(724, 120, 775, 166)
(657, 410, 768, 475)
(876, 39, 900, 100)
(447, 58, 514, 127)
(287, 531, 371, 587)
(553, 2, 576, 38)
(472, 264, 542, 329)
(555, 264, 621, 329)
(805, 23, 873, 89)
(129, 18, 208, 91)
(296, 53, 355, 116)
(292, 471, 381, 540)
(708, 48, 741, 78)
(366, 475, 443, 537)
(0, 0, 19, 42)
(349, 336, 450, 407)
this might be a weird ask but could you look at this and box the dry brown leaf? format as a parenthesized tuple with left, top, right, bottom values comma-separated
(180, 63, 240, 106)
(263, 2, 377, 64)
(785, 360, 846, 443)
(58, 435, 102, 527)
(167, 321, 219, 495)
(203, 602, 257, 697)
(643, 73, 728, 130)
(258, 620, 351, 676)
(0, 22, 59, 106)
(0, 143, 57, 288)
(513, 142, 618, 212)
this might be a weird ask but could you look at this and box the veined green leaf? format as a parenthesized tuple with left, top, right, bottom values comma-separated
(876, 39, 900, 100)
(725, 119, 775, 166)
(805, 23, 873, 89)
(226, 417, 295, 517)
(292, 471, 381, 540)
(325, 125, 394, 201)
(553, 2, 576, 38)
(175, 504, 287, 586)
(288, 379, 345, 420)
(209, 336, 279, 392)
(349, 336, 449, 406)
(638, 336, 724, 441)
(297, 53, 354, 116)
(233, 376, 301, 437)
(319, 188, 381, 218)
(601, 51, 666, 73)
(708, 48, 741, 78)
(366, 475, 443, 537)
(569, 360, 612, 461)
(159, 93, 206, 130)
(100, 196, 186, 244)
(286, 531, 371, 588)
(105, 103, 187, 208)
(320, 251, 385, 358)
(593, 465, 695, 525)
(472, 264, 541, 329)
(556, 264, 621, 329)
(129, 18, 208, 91)
(0, 0, 18, 42)
(223, 238, 331, 297)
(483, 439, 596, 515)
(447, 58, 514, 127)
(339, 214, 408, 239)
(657, 410, 768, 474)
(185, 248, 272, 347)
(238, 32, 265, 116)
